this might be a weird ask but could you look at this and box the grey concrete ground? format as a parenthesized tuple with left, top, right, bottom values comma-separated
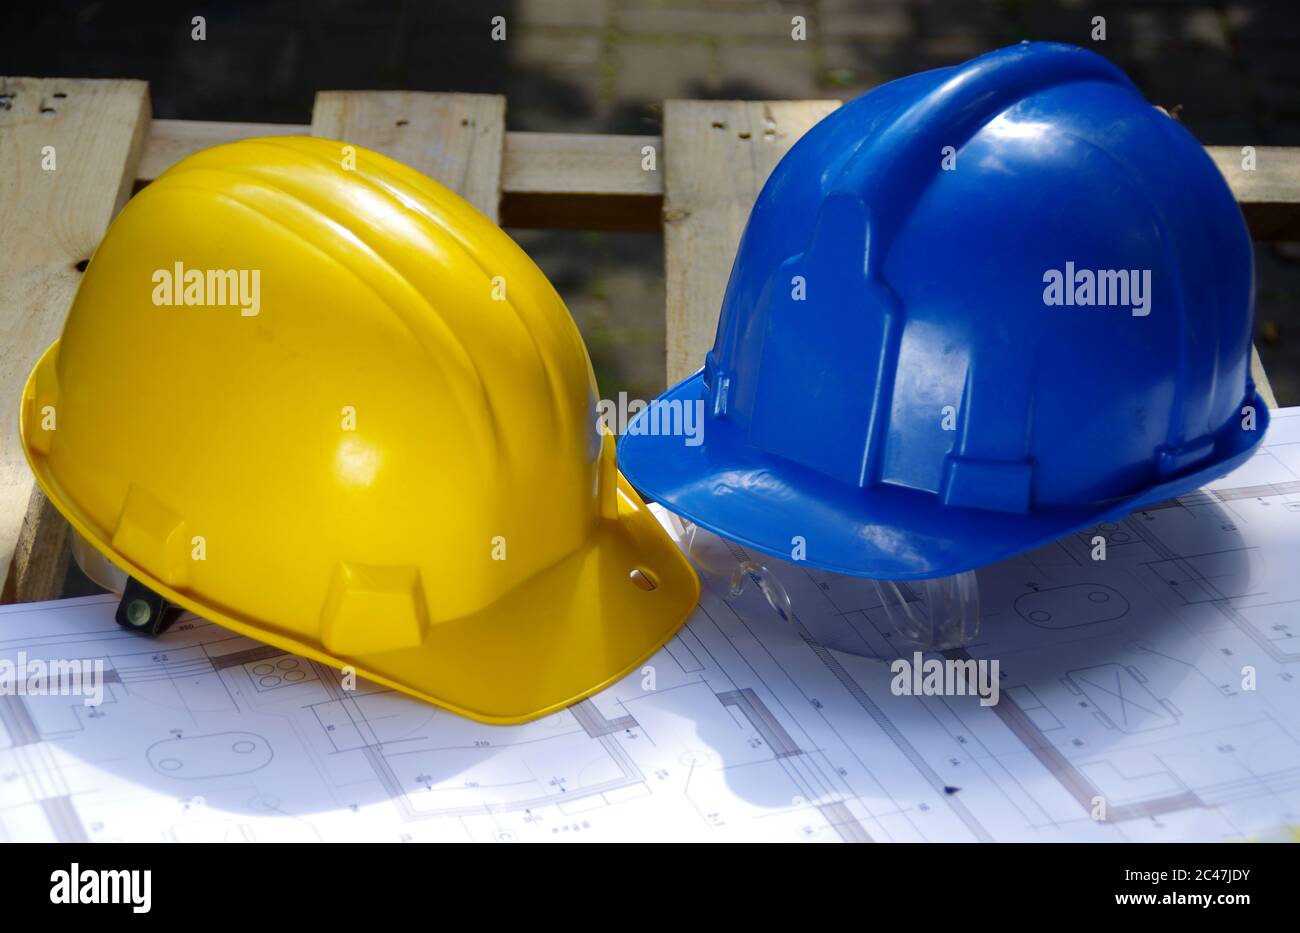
(6, 0, 1298, 402)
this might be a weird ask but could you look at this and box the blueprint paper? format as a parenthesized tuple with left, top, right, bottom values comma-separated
(2, 411, 1299, 843)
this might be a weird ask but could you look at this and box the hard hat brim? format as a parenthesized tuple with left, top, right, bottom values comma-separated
(21, 343, 700, 724)
(618, 372, 1270, 579)
(340, 473, 701, 722)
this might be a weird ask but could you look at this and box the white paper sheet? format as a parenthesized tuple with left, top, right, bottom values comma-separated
(2, 410, 1298, 842)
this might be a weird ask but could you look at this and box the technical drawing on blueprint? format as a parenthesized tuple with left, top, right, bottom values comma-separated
(2, 410, 1299, 843)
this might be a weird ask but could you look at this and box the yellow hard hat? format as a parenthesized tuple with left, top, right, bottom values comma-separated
(19, 136, 699, 723)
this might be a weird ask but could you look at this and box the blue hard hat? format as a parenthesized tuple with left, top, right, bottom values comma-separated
(619, 41, 1268, 580)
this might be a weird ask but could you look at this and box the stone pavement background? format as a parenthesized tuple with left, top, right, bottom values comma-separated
(6, 0, 1298, 403)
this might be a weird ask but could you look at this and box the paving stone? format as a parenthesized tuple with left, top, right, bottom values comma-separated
(1235, 40, 1300, 142)
(1117, 4, 1232, 50)
(514, 30, 604, 69)
(612, 37, 714, 103)
(716, 40, 822, 98)
(516, 229, 668, 397)
(1077, 3, 1238, 61)
(1178, 112, 1265, 145)
(821, 33, 991, 94)
(517, 0, 609, 29)
(1125, 38, 1252, 123)
(506, 31, 606, 131)
(387, 26, 514, 94)
(909, 0, 1008, 39)
(819, 0, 914, 42)
(1226, 2, 1300, 40)
(1180, 8, 1232, 49)
(616, 6, 803, 40)
(820, 40, 902, 96)
(615, 0, 778, 5)
(913, 34, 992, 66)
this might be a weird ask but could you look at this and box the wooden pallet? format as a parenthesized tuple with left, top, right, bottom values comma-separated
(1, 78, 1294, 606)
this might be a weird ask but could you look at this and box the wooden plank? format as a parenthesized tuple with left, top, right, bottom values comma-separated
(140, 120, 1300, 239)
(505, 131, 662, 197)
(139, 118, 303, 180)
(147, 122, 655, 194)
(8, 490, 74, 603)
(0, 77, 151, 602)
(1251, 346, 1277, 409)
(662, 100, 840, 383)
(500, 132, 663, 231)
(310, 91, 505, 221)
(1207, 145, 1300, 241)
(1211, 145, 1295, 405)
(143, 119, 664, 198)
(144, 121, 662, 229)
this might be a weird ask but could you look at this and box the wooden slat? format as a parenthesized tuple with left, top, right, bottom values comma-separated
(139, 118, 303, 180)
(137, 119, 1300, 237)
(139, 120, 1300, 240)
(1207, 146, 1300, 241)
(310, 91, 505, 221)
(1251, 346, 1278, 409)
(143, 121, 664, 231)
(662, 100, 840, 383)
(0, 77, 151, 602)
(143, 119, 663, 197)
(501, 132, 663, 231)
(9, 490, 73, 603)
(503, 131, 662, 197)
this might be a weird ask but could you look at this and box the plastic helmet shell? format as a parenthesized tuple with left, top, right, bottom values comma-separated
(619, 42, 1267, 579)
(20, 136, 699, 722)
